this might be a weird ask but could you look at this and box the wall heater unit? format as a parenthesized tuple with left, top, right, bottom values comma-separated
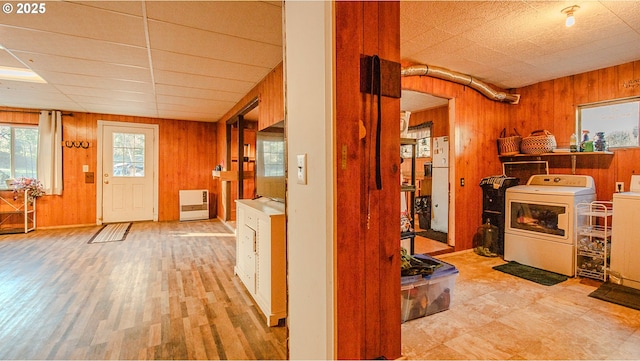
(179, 190, 209, 221)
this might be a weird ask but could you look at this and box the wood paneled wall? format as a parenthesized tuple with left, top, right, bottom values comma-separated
(216, 62, 284, 221)
(219, 62, 284, 132)
(402, 75, 512, 251)
(0, 107, 218, 227)
(511, 60, 640, 201)
(402, 60, 640, 252)
(335, 2, 401, 359)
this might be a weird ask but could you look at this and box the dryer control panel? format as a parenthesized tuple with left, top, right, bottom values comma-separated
(527, 174, 594, 189)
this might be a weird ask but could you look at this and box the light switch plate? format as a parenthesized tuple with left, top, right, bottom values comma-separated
(297, 154, 307, 185)
(82, 164, 89, 172)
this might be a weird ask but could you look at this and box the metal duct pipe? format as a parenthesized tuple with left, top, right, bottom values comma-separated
(401, 64, 520, 104)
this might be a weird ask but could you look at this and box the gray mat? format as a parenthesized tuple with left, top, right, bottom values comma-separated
(589, 282, 640, 311)
(88, 223, 131, 244)
(492, 261, 568, 286)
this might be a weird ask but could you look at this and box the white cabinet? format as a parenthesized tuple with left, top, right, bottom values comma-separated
(235, 198, 286, 326)
(575, 201, 612, 281)
(611, 192, 640, 290)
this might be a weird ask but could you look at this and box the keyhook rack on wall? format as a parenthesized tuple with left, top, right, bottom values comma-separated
(62, 140, 90, 149)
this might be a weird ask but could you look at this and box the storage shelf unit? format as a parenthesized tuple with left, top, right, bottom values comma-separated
(575, 201, 612, 281)
(401, 138, 416, 254)
(0, 189, 36, 234)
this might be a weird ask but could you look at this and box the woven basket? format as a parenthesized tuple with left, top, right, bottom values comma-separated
(520, 129, 557, 154)
(497, 128, 521, 156)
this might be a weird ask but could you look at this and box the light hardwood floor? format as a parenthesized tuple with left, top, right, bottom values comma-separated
(3, 221, 640, 360)
(402, 251, 640, 360)
(0, 220, 287, 360)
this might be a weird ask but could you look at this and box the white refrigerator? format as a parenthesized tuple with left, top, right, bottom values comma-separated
(431, 136, 449, 233)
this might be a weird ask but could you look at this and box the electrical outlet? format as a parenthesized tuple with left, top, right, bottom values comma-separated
(616, 181, 624, 193)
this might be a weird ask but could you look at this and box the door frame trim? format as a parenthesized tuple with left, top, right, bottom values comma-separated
(96, 120, 159, 225)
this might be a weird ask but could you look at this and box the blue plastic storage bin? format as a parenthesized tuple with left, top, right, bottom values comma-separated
(401, 255, 459, 323)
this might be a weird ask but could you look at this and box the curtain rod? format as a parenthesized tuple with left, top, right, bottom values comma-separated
(0, 110, 74, 117)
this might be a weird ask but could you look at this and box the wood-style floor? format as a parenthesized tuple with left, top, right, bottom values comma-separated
(402, 251, 640, 360)
(0, 220, 287, 360)
(4, 220, 640, 360)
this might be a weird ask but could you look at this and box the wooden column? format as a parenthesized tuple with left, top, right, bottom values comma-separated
(237, 115, 245, 200)
(335, 2, 401, 359)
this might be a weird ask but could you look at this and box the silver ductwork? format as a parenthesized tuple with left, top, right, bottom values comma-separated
(401, 64, 520, 104)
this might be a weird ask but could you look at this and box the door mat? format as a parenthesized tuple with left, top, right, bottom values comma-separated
(589, 282, 640, 311)
(492, 261, 568, 286)
(415, 229, 448, 244)
(88, 223, 131, 244)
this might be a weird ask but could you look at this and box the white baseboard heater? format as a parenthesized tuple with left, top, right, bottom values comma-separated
(179, 190, 209, 221)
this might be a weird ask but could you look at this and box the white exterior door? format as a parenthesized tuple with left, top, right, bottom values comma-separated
(99, 121, 158, 223)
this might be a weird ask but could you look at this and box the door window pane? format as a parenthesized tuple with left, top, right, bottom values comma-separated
(113, 132, 145, 177)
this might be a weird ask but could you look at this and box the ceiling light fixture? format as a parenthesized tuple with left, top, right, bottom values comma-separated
(0, 66, 47, 83)
(562, 5, 580, 27)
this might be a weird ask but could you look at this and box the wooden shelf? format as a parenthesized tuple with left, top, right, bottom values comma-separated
(499, 151, 614, 174)
(0, 189, 36, 233)
(499, 151, 613, 159)
(212, 170, 255, 182)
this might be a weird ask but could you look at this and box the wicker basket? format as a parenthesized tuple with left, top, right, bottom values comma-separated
(520, 129, 557, 154)
(497, 128, 521, 156)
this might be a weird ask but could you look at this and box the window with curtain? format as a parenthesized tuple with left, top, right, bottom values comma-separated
(0, 124, 38, 189)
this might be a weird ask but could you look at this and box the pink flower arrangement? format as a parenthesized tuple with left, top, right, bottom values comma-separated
(11, 177, 45, 203)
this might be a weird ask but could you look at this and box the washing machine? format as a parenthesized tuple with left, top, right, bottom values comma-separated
(611, 175, 640, 290)
(504, 174, 596, 277)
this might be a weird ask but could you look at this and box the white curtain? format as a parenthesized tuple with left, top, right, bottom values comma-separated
(37, 110, 63, 195)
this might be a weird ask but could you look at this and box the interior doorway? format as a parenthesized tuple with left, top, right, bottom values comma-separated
(400, 90, 453, 253)
(219, 98, 259, 222)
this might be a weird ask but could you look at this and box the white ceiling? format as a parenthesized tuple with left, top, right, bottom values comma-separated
(1, 1, 638, 121)
(0, 1, 283, 122)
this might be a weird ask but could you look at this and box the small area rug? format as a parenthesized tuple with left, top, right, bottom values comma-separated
(88, 223, 131, 244)
(589, 282, 640, 311)
(492, 261, 568, 286)
(415, 229, 447, 244)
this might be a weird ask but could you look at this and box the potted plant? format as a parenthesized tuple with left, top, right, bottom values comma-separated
(11, 177, 45, 204)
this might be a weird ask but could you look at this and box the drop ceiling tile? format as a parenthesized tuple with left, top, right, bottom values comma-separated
(57, 85, 155, 103)
(0, 49, 25, 68)
(147, 20, 282, 69)
(84, 104, 158, 118)
(157, 110, 223, 122)
(155, 94, 235, 110)
(151, 50, 270, 82)
(601, 1, 640, 33)
(154, 70, 253, 94)
(145, 1, 283, 46)
(37, 71, 154, 94)
(71, 1, 144, 16)
(155, 84, 242, 103)
(400, 28, 456, 58)
(0, 1, 146, 46)
(10, 51, 152, 83)
(0, 27, 149, 67)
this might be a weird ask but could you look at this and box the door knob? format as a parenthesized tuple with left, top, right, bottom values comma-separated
(104, 180, 109, 184)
